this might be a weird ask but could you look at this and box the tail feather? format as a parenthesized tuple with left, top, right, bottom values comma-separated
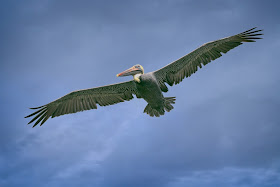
(164, 97, 175, 112)
(144, 97, 176, 117)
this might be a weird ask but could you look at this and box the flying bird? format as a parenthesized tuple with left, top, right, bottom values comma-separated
(25, 28, 263, 127)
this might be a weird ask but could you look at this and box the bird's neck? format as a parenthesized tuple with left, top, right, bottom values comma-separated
(133, 73, 142, 83)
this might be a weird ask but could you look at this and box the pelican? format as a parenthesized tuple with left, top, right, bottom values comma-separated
(25, 28, 263, 127)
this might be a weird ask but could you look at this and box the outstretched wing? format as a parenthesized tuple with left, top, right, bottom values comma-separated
(154, 28, 263, 87)
(25, 80, 140, 127)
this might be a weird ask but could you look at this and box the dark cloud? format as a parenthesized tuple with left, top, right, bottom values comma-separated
(0, 0, 280, 187)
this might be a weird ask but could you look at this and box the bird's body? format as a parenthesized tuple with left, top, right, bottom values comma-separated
(135, 72, 164, 108)
(134, 72, 175, 116)
(26, 28, 263, 127)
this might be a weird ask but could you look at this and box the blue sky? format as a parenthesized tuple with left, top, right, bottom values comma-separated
(1, 0, 280, 186)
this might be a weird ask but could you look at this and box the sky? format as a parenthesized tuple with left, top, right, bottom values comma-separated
(1, 0, 280, 186)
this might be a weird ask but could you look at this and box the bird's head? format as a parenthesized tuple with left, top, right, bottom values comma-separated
(116, 64, 144, 77)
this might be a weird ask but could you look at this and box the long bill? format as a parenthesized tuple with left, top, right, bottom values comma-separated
(116, 66, 141, 77)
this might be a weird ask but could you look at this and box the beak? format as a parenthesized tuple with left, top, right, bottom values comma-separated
(117, 66, 140, 77)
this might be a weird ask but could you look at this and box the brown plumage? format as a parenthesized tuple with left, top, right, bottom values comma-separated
(25, 28, 263, 127)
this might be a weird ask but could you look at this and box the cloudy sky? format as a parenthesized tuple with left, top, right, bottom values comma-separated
(1, 0, 280, 186)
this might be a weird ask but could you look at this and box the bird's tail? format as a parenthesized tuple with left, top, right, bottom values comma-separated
(144, 97, 176, 117)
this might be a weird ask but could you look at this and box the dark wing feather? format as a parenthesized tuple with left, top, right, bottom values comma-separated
(25, 80, 139, 127)
(153, 28, 263, 86)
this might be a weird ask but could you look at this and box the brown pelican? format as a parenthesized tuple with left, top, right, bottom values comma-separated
(25, 28, 263, 127)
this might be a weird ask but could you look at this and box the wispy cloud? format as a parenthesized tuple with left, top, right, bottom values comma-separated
(168, 167, 280, 187)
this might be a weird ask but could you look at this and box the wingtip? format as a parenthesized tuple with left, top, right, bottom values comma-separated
(29, 105, 44, 109)
(242, 27, 262, 34)
(32, 122, 39, 128)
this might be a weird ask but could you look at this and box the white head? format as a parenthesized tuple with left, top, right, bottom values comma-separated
(116, 64, 144, 82)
